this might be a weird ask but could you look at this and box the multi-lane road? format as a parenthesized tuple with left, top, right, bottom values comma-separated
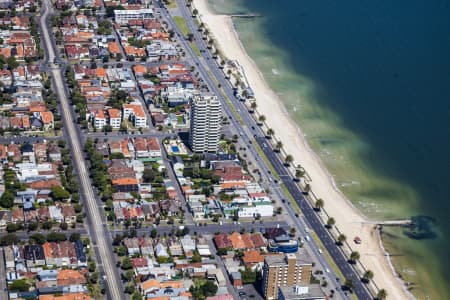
(39, 0, 123, 298)
(166, 1, 374, 299)
(34, 0, 374, 298)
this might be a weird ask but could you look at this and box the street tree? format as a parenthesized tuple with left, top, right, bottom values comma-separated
(275, 141, 283, 152)
(349, 251, 360, 264)
(344, 278, 354, 292)
(337, 234, 346, 246)
(362, 270, 374, 284)
(314, 198, 324, 211)
(326, 217, 335, 229)
(376, 289, 388, 300)
(284, 154, 294, 166)
(0, 190, 15, 208)
(258, 115, 266, 124)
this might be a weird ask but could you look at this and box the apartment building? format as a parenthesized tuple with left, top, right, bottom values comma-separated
(262, 253, 312, 300)
(114, 9, 154, 26)
(189, 93, 221, 153)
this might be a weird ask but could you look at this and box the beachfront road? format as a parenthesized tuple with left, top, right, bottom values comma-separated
(255, 137, 372, 300)
(165, 1, 374, 299)
(39, 0, 124, 298)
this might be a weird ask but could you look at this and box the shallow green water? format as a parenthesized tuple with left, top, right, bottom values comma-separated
(207, 0, 450, 298)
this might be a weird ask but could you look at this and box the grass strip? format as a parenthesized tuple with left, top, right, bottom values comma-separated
(310, 230, 348, 289)
(173, 16, 190, 36)
(190, 42, 201, 56)
(280, 184, 301, 214)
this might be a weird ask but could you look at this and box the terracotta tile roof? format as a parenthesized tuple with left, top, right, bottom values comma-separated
(140, 279, 160, 291)
(214, 233, 232, 249)
(229, 232, 246, 249)
(28, 179, 61, 189)
(220, 182, 247, 190)
(57, 269, 86, 286)
(41, 111, 54, 124)
(146, 138, 160, 151)
(241, 233, 255, 249)
(112, 178, 138, 185)
(39, 293, 91, 300)
(133, 64, 147, 74)
(108, 42, 121, 54)
(29, 102, 47, 112)
(214, 166, 250, 182)
(250, 232, 267, 248)
(242, 250, 264, 264)
(108, 108, 121, 119)
(0, 48, 11, 58)
(132, 257, 148, 268)
(95, 68, 107, 78)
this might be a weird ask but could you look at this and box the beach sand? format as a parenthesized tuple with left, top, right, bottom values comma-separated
(193, 0, 413, 299)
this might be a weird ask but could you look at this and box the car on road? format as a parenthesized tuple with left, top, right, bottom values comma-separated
(318, 248, 323, 254)
(238, 291, 246, 296)
(305, 235, 310, 242)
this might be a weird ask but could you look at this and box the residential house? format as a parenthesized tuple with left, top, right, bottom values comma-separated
(24, 244, 45, 267)
(108, 108, 121, 129)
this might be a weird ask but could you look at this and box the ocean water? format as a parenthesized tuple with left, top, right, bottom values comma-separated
(208, 0, 450, 299)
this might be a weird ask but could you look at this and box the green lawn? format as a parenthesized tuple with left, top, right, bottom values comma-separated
(173, 16, 190, 37)
(190, 42, 201, 57)
(253, 141, 280, 180)
(166, 0, 177, 9)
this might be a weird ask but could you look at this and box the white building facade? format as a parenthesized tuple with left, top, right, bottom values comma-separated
(189, 93, 221, 153)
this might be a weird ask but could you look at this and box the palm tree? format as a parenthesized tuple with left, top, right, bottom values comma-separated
(250, 102, 258, 113)
(226, 69, 232, 78)
(362, 270, 374, 284)
(192, 9, 198, 16)
(314, 198, 324, 211)
(326, 217, 335, 229)
(337, 234, 346, 246)
(295, 165, 305, 178)
(376, 289, 387, 300)
(303, 183, 311, 194)
(266, 128, 274, 139)
(349, 251, 360, 264)
(284, 154, 293, 166)
(275, 141, 283, 152)
(258, 115, 266, 124)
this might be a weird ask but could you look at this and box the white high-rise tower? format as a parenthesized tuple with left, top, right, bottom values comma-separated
(189, 93, 221, 153)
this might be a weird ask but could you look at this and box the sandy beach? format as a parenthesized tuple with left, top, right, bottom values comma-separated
(193, 0, 413, 299)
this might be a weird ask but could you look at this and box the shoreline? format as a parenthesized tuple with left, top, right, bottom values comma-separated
(193, 0, 414, 299)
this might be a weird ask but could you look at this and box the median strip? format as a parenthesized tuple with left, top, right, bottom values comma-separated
(173, 16, 190, 36)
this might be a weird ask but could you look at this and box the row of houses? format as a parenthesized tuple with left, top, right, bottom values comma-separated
(4, 240, 86, 273)
(0, 79, 55, 131)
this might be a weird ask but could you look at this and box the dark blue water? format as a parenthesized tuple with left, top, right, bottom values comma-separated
(227, 0, 450, 297)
